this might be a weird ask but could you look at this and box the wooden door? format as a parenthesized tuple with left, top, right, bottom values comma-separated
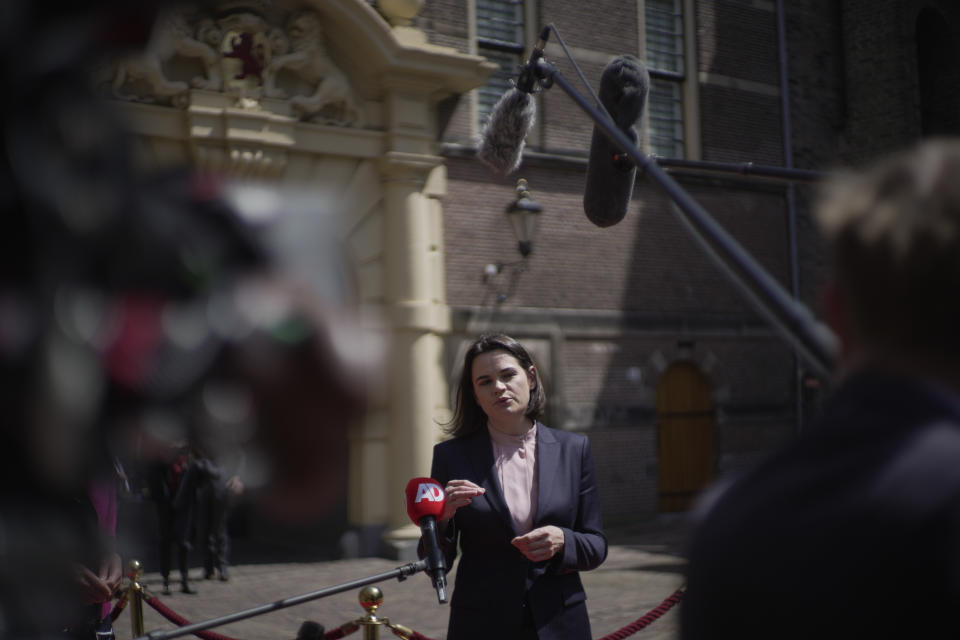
(656, 362, 715, 512)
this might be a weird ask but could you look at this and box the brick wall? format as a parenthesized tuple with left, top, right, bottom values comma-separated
(697, 1, 780, 85)
(443, 157, 792, 315)
(840, 1, 920, 163)
(535, 0, 638, 152)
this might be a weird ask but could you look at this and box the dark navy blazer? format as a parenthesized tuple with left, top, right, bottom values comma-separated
(430, 423, 607, 640)
(682, 372, 960, 639)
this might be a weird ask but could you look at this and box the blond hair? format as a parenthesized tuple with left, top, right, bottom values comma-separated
(816, 138, 960, 359)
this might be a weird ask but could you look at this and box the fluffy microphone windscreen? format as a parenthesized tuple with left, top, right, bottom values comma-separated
(477, 87, 536, 176)
(583, 55, 650, 228)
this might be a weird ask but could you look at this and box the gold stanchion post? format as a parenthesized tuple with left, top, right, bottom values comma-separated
(357, 586, 388, 640)
(126, 559, 146, 637)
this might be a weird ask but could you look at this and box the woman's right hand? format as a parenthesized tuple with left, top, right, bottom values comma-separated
(441, 479, 485, 522)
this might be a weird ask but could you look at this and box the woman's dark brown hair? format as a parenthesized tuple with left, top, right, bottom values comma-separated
(445, 333, 546, 438)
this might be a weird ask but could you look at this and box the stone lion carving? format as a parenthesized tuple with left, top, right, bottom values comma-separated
(112, 9, 222, 105)
(261, 11, 361, 125)
(196, 18, 224, 52)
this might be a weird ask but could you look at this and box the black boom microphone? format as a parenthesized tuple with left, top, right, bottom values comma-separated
(477, 26, 551, 176)
(583, 55, 649, 228)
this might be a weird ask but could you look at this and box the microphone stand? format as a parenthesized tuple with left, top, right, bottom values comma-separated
(134, 561, 428, 640)
(529, 55, 838, 381)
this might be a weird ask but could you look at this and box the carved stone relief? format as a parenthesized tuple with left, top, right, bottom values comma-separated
(110, 8, 222, 107)
(262, 11, 362, 124)
(104, 4, 362, 126)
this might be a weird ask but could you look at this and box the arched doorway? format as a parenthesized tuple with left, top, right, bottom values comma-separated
(656, 362, 715, 512)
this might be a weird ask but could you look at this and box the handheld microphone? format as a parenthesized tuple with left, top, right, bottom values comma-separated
(583, 55, 650, 228)
(477, 26, 551, 176)
(404, 477, 448, 604)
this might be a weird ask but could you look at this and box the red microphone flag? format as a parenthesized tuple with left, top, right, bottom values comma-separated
(404, 477, 446, 524)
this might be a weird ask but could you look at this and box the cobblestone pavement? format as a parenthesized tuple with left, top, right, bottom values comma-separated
(114, 518, 689, 640)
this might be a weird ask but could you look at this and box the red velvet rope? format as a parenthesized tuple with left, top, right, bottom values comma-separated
(145, 596, 241, 640)
(385, 586, 684, 640)
(593, 586, 685, 640)
(138, 586, 683, 640)
(109, 591, 129, 622)
(143, 595, 359, 640)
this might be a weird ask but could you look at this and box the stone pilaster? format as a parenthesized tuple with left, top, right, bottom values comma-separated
(377, 151, 451, 559)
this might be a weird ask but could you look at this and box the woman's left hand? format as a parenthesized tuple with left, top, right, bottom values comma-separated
(511, 525, 565, 562)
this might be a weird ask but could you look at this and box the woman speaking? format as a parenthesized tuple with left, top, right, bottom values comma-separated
(426, 333, 607, 640)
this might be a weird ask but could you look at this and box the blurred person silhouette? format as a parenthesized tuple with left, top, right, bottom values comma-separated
(68, 449, 124, 640)
(681, 138, 960, 639)
(0, 1, 375, 637)
(195, 397, 247, 583)
(0, 3, 202, 636)
(148, 438, 214, 595)
(200, 459, 244, 582)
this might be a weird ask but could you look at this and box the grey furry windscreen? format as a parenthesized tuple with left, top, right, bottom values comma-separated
(477, 88, 536, 176)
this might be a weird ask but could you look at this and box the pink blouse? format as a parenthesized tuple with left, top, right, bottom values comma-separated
(488, 422, 538, 535)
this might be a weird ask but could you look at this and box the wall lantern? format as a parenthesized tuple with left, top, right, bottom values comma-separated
(505, 178, 542, 258)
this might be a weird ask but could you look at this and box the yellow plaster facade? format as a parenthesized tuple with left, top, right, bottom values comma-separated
(108, 0, 494, 555)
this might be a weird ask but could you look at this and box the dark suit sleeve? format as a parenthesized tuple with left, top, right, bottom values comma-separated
(554, 436, 607, 573)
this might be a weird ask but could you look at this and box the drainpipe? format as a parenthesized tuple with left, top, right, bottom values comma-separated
(776, 0, 803, 434)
